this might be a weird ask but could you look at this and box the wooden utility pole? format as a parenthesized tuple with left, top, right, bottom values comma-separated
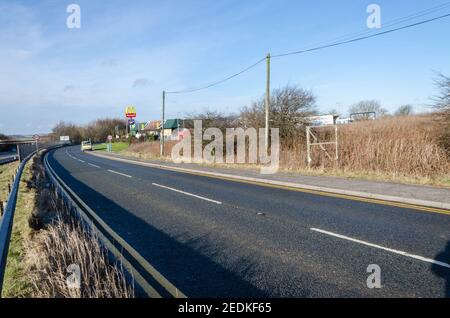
(160, 90, 166, 156)
(265, 53, 271, 152)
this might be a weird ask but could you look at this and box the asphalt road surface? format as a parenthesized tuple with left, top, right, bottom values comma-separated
(47, 146, 450, 298)
(0, 151, 18, 164)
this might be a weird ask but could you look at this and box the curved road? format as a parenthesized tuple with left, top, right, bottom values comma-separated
(47, 146, 450, 297)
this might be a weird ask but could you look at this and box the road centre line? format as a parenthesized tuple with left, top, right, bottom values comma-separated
(88, 163, 100, 168)
(310, 227, 450, 269)
(108, 169, 132, 178)
(152, 183, 222, 205)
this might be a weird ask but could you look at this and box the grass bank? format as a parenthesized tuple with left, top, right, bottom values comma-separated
(1, 153, 134, 298)
(1, 159, 35, 297)
(0, 161, 19, 204)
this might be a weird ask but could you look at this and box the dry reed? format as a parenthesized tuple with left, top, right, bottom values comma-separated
(25, 156, 134, 298)
(124, 115, 449, 183)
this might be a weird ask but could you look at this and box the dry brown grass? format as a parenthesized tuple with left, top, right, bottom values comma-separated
(0, 161, 19, 205)
(281, 115, 449, 181)
(26, 213, 134, 298)
(3, 154, 134, 298)
(126, 141, 177, 157)
(123, 115, 450, 186)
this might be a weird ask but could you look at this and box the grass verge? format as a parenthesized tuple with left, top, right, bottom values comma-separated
(1, 153, 134, 298)
(1, 159, 35, 297)
(92, 142, 129, 152)
(0, 161, 19, 202)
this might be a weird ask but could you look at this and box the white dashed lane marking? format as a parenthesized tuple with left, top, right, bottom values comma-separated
(152, 183, 222, 205)
(108, 169, 132, 178)
(310, 228, 450, 269)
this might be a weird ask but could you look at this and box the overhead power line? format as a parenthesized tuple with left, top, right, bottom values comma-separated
(272, 12, 450, 58)
(289, 1, 450, 53)
(166, 10, 450, 95)
(166, 57, 266, 94)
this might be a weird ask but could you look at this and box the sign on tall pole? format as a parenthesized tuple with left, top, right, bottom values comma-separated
(160, 90, 165, 156)
(125, 106, 137, 118)
(125, 105, 137, 138)
(265, 53, 271, 152)
(33, 134, 40, 153)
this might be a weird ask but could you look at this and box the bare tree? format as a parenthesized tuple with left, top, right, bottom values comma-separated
(52, 121, 85, 143)
(86, 118, 126, 142)
(51, 118, 126, 143)
(325, 109, 341, 116)
(349, 100, 388, 119)
(184, 109, 238, 131)
(395, 105, 413, 116)
(434, 74, 450, 111)
(0, 133, 11, 151)
(240, 85, 317, 144)
(433, 73, 450, 155)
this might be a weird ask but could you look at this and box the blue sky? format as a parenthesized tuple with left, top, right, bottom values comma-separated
(1, 0, 449, 134)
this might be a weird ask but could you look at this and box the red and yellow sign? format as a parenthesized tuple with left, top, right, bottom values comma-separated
(125, 105, 137, 118)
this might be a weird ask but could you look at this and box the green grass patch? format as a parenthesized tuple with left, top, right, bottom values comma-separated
(1, 160, 35, 297)
(92, 142, 129, 152)
(0, 161, 19, 202)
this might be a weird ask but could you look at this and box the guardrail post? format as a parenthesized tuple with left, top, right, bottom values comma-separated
(0, 200, 3, 217)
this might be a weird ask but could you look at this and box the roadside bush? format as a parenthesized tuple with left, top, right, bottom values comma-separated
(433, 74, 450, 156)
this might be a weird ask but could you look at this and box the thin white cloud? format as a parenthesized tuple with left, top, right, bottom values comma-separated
(63, 85, 80, 92)
(132, 78, 150, 88)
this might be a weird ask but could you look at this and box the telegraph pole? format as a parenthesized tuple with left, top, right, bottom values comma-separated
(264, 53, 271, 151)
(160, 90, 166, 156)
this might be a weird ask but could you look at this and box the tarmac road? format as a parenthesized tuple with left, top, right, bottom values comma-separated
(46, 146, 450, 298)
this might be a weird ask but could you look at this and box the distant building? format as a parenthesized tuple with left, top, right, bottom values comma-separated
(163, 119, 184, 140)
(141, 120, 162, 136)
(306, 115, 340, 126)
(138, 122, 146, 131)
(139, 119, 185, 140)
(336, 117, 353, 125)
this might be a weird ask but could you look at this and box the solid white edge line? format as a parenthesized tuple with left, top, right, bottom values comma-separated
(310, 228, 450, 269)
(152, 182, 222, 205)
(107, 169, 132, 178)
(88, 163, 100, 168)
